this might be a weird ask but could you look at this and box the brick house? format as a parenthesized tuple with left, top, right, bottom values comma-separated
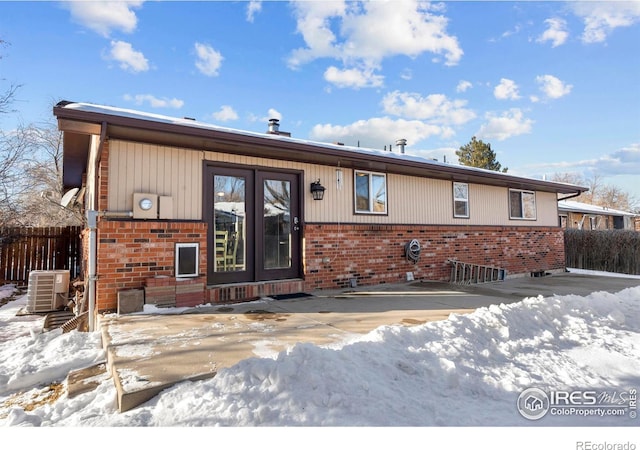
(558, 200, 638, 230)
(54, 101, 587, 323)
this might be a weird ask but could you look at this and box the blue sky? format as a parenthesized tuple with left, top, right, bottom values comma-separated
(1, 1, 639, 201)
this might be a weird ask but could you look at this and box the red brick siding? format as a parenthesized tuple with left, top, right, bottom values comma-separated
(98, 141, 109, 211)
(95, 220, 207, 312)
(303, 224, 565, 290)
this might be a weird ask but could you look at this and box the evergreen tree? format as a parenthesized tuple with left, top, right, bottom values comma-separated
(456, 136, 508, 173)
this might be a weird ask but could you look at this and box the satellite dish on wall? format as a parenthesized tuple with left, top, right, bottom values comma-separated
(60, 188, 80, 208)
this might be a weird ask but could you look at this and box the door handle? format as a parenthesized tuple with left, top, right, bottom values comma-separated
(293, 216, 300, 231)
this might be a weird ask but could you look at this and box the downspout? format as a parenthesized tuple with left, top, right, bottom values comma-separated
(86, 209, 133, 332)
(86, 122, 107, 332)
(87, 210, 98, 332)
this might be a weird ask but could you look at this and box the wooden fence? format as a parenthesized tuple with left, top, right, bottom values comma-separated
(565, 229, 640, 275)
(0, 226, 82, 285)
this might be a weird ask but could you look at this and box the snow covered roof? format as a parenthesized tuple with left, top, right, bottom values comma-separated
(54, 101, 588, 195)
(558, 200, 637, 217)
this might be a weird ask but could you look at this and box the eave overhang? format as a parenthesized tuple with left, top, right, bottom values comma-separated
(54, 101, 588, 195)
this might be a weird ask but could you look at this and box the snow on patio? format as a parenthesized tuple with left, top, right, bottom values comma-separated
(0, 278, 639, 446)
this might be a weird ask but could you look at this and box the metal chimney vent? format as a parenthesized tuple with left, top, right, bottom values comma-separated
(267, 118, 280, 134)
(396, 139, 407, 154)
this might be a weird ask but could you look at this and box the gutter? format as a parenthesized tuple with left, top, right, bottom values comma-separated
(558, 191, 583, 202)
(54, 101, 589, 196)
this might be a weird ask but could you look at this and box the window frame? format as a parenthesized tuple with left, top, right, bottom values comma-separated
(559, 214, 568, 228)
(354, 170, 388, 215)
(175, 242, 199, 278)
(509, 189, 537, 220)
(452, 182, 470, 218)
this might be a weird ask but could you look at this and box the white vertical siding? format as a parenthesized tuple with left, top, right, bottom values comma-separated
(108, 141, 202, 219)
(107, 140, 560, 226)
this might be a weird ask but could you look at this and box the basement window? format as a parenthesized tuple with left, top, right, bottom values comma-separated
(355, 170, 387, 214)
(175, 243, 199, 278)
(453, 182, 469, 218)
(509, 189, 536, 220)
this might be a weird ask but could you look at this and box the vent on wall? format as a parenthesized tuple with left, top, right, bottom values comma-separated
(26, 270, 70, 313)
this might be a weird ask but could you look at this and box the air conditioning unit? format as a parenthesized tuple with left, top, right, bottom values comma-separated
(26, 270, 70, 313)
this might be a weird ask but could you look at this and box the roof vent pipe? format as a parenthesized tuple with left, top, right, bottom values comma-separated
(396, 139, 407, 154)
(267, 118, 280, 134)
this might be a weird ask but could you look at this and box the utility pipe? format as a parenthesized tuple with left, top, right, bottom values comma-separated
(87, 210, 98, 332)
(86, 210, 133, 332)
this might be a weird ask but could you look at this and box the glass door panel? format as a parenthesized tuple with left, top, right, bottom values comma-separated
(205, 164, 300, 284)
(263, 179, 291, 270)
(213, 175, 246, 273)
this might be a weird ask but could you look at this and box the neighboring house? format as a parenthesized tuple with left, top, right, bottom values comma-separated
(53, 101, 588, 321)
(558, 200, 638, 230)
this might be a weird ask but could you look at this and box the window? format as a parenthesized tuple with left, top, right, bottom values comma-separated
(509, 189, 536, 220)
(355, 170, 387, 214)
(559, 215, 568, 228)
(453, 182, 469, 218)
(175, 243, 199, 278)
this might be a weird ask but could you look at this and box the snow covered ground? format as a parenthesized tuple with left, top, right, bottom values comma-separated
(1, 272, 639, 448)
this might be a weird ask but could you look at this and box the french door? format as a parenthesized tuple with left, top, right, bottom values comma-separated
(204, 164, 302, 285)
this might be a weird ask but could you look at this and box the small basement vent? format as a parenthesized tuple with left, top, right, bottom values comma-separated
(26, 270, 70, 313)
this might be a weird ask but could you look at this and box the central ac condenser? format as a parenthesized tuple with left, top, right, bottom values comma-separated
(25, 270, 70, 313)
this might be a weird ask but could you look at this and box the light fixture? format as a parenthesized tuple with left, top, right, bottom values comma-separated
(310, 179, 326, 201)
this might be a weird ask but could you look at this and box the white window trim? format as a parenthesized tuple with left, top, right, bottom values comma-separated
(175, 242, 199, 278)
(354, 170, 388, 214)
(559, 214, 568, 228)
(509, 189, 537, 220)
(453, 182, 469, 218)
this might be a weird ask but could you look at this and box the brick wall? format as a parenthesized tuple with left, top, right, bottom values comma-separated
(95, 220, 207, 312)
(303, 223, 565, 290)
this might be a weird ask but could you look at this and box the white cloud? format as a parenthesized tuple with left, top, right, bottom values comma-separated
(324, 66, 384, 89)
(537, 18, 569, 47)
(310, 117, 454, 149)
(194, 42, 223, 77)
(400, 69, 413, 81)
(123, 94, 183, 109)
(267, 108, 282, 121)
(64, 1, 143, 37)
(526, 143, 640, 177)
(249, 108, 283, 125)
(494, 78, 520, 101)
(536, 74, 572, 99)
(287, 1, 345, 67)
(107, 40, 149, 73)
(212, 105, 239, 122)
(246, 0, 262, 23)
(381, 91, 475, 125)
(571, 1, 640, 43)
(477, 108, 533, 141)
(456, 80, 472, 93)
(288, 0, 462, 88)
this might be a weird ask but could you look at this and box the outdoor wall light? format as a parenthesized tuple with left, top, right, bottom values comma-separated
(310, 179, 326, 200)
